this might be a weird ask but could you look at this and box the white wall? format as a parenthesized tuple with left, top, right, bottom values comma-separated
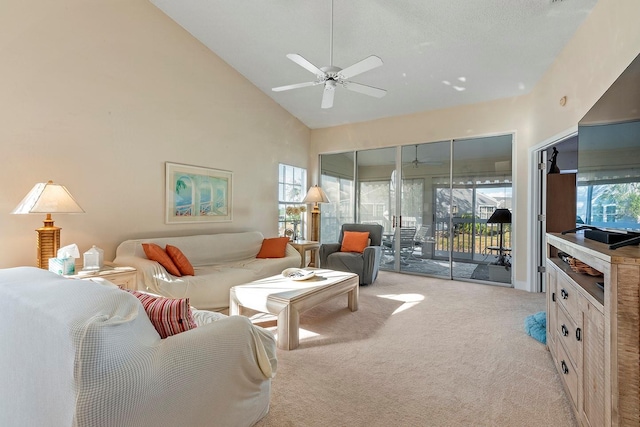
(0, 0, 310, 267)
(310, 0, 640, 290)
(2, 0, 638, 281)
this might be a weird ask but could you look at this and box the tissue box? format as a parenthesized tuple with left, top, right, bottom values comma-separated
(49, 257, 75, 275)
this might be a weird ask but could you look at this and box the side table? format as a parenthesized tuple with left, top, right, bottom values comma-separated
(289, 240, 320, 268)
(65, 263, 137, 290)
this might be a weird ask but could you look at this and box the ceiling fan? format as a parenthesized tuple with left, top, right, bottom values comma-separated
(405, 145, 443, 168)
(271, 0, 386, 109)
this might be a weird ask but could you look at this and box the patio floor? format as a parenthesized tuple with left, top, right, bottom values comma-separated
(379, 251, 512, 285)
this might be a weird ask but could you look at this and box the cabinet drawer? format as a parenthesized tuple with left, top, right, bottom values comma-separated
(556, 305, 580, 367)
(107, 271, 137, 290)
(555, 338, 578, 408)
(556, 274, 579, 319)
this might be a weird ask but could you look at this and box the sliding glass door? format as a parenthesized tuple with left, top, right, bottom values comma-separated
(319, 152, 355, 243)
(318, 134, 512, 285)
(451, 136, 513, 283)
(354, 147, 397, 267)
(399, 142, 451, 277)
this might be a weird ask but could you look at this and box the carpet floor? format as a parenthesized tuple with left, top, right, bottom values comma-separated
(253, 271, 577, 427)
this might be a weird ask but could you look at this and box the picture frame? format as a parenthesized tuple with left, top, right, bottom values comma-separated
(165, 162, 232, 224)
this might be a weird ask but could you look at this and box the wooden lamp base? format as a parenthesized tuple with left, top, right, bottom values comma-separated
(36, 214, 61, 270)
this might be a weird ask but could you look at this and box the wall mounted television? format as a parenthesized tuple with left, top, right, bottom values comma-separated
(576, 53, 640, 248)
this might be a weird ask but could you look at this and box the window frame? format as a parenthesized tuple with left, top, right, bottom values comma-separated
(278, 163, 307, 238)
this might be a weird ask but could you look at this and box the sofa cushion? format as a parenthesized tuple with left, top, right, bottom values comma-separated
(341, 231, 370, 253)
(256, 237, 290, 259)
(125, 289, 196, 338)
(166, 244, 195, 276)
(142, 243, 182, 277)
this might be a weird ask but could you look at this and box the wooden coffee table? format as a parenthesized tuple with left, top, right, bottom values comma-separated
(229, 269, 359, 350)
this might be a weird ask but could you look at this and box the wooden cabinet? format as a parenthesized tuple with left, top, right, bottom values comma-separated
(547, 233, 640, 427)
(546, 173, 576, 258)
(581, 297, 605, 427)
(546, 173, 576, 234)
(547, 260, 604, 419)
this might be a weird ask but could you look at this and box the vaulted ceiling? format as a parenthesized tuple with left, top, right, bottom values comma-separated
(150, 0, 598, 129)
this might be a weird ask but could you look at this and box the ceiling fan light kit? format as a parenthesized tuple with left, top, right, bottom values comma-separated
(272, 0, 386, 109)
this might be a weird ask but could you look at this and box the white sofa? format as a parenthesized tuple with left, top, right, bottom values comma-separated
(0, 267, 277, 427)
(114, 231, 301, 311)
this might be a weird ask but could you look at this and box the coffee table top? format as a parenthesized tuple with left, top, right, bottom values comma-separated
(230, 269, 357, 313)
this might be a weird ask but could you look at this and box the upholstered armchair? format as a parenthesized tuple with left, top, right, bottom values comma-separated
(0, 267, 277, 427)
(319, 223, 384, 285)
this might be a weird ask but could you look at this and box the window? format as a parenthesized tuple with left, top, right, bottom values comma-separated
(278, 164, 307, 238)
(478, 205, 494, 220)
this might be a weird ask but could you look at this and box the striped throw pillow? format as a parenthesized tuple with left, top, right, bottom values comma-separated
(125, 290, 197, 338)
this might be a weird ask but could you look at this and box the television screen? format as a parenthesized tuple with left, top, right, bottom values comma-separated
(577, 54, 640, 233)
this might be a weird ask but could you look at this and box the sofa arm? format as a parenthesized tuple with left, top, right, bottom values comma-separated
(319, 243, 341, 268)
(112, 255, 171, 294)
(164, 315, 277, 380)
(285, 244, 302, 264)
(77, 315, 277, 427)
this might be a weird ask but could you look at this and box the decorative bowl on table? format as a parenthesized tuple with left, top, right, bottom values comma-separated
(282, 268, 315, 281)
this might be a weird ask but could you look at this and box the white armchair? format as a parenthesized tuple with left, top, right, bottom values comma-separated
(0, 267, 276, 427)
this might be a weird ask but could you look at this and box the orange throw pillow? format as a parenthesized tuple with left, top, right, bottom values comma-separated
(142, 243, 182, 277)
(166, 244, 195, 276)
(256, 237, 290, 259)
(340, 231, 370, 253)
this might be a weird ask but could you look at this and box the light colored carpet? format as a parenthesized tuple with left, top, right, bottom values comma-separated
(254, 271, 577, 427)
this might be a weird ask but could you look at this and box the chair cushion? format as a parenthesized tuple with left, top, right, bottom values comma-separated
(142, 243, 182, 277)
(124, 289, 197, 338)
(166, 244, 195, 276)
(256, 237, 290, 258)
(341, 231, 370, 253)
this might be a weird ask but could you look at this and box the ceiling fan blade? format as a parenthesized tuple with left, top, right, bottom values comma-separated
(339, 55, 383, 79)
(272, 81, 320, 92)
(343, 81, 387, 98)
(321, 83, 335, 109)
(286, 54, 325, 76)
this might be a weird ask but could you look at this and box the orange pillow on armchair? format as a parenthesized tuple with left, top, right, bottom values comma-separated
(340, 231, 370, 253)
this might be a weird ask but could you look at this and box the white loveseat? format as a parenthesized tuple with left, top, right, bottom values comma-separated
(0, 267, 277, 427)
(114, 231, 301, 311)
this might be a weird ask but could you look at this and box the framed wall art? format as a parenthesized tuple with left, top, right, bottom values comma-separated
(165, 162, 232, 224)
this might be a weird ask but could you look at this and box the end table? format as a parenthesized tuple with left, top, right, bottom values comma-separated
(65, 263, 137, 290)
(289, 240, 320, 268)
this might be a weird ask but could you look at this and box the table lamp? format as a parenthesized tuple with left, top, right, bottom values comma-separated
(302, 185, 330, 242)
(12, 180, 85, 269)
(486, 208, 511, 266)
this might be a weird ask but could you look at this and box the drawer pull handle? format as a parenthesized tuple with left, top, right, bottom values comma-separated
(576, 328, 581, 342)
(561, 360, 569, 375)
(561, 324, 569, 336)
(560, 288, 569, 299)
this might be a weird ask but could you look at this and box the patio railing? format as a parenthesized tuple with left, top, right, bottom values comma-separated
(432, 216, 511, 262)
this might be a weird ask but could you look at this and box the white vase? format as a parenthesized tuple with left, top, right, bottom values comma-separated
(292, 221, 299, 241)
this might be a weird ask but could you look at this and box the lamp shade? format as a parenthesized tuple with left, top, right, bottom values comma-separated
(11, 181, 84, 214)
(486, 208, 511, 224)
(302, 185, 330, 204)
